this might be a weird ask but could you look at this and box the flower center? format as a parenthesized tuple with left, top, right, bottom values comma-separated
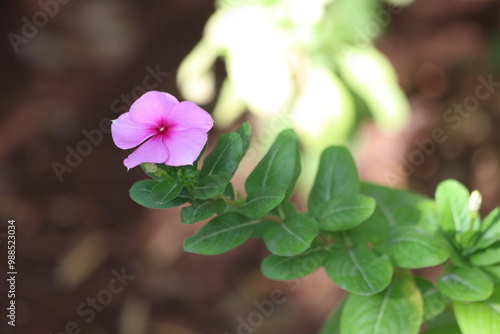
(157, 124, 168, 134)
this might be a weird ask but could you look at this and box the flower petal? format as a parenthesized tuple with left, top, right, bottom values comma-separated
(111, 113, 156, 149)
(168, 101, 214, 132)
(164, 128, 208, 166)
(123, 135, 169, 169)
(129, 91, 179, 125)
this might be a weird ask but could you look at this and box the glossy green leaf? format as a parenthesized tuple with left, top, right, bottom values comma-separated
(381, 226, 450, 268)
(454, 299, 500, 334)
(236, 122, 251, 156)
(435, 179, 470, 237)
(180, 199, 226, 225)
(191, 174, 227, 199)
(324, 243, 393, 295)
(470, 242, 500, 266)
(438, 267, 494, 302)
(341, 277, 423, 334)
(242, 188, 285, 219)
(316, 195, 375, 231)
(309, 146, 360, 215)
(129, 180, 188, 209)
(414, 277, 446, 320)
(150, 180, 184, 204)
(199, 132, 243, 181)
(261, 240, 333, 280)
(184, 213, 259, 255)
(245, 129, 301, 201)
(475, 208, 500, 251)
(263, 214, 318, 256)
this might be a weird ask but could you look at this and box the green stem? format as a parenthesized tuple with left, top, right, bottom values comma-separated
(262, 214, 283, 223)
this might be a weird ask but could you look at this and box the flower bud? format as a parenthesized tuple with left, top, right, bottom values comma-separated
(469, 190, 482, 212)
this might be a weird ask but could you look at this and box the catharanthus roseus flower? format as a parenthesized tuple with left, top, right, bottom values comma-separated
(111, 91, 213, 169)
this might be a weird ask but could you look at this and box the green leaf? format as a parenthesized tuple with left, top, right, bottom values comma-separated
(475, 208, 500, 251)
(129, 180, 188, 209)
(251, 220, 272, 239)
(324, 243, 393, 295)
(423, 311, 461, 334)
(280, 202, 299, 218)
(470, 242, 500, 266)
(180, 199, 226, 225)
(316, 195, 375, 232)
(421, 323, 462, 334)
(150, 180, 184, 204)
(184, 213, 259, 255)
(242, 188, 285, 219)
(352, 183, 439, 247)
(245, 129, 300, 201)
(340, 277, 423, 334)
(261, 240, 333, 280)
(484, 265, 500, 284)
(414, 277, 446, 320)
(318, 298, 345, 334)
(309, 146, 359, 215)
(191, 174, 227, 199)
(362, 182, 439, 231)
(454, 299, 500, 334)
(199, 132, 243, 181)
(438, 267, 494, 301)
(223, 184, 235, 202)
(381, 226, 450, 268)
(435, 179, 470, 237)
(263, 214, 318, 256)
(236, 122, 251, 156)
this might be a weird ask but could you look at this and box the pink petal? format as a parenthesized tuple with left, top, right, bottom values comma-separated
(111, 113, 156, 149)
(123, 135, 169, 169)
(129, 91, 179, 125)
(164, 128, 208, 166)
(168, 101, 214, 132)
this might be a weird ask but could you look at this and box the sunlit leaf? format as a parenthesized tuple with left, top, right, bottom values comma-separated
(381, 226, 450, 268)
(438, 267, 493, 302)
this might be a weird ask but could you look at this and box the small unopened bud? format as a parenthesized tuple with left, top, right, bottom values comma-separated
(469, 190, 482, 212)
(142, 163, 158, 173)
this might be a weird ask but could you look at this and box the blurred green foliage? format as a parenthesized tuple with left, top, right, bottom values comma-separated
(178, 0, 413, 188)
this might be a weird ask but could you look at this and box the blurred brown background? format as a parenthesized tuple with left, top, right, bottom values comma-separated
(1, 1, 500, 334)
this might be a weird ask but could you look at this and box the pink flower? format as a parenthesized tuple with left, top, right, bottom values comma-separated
(111, 91, 213, 169)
